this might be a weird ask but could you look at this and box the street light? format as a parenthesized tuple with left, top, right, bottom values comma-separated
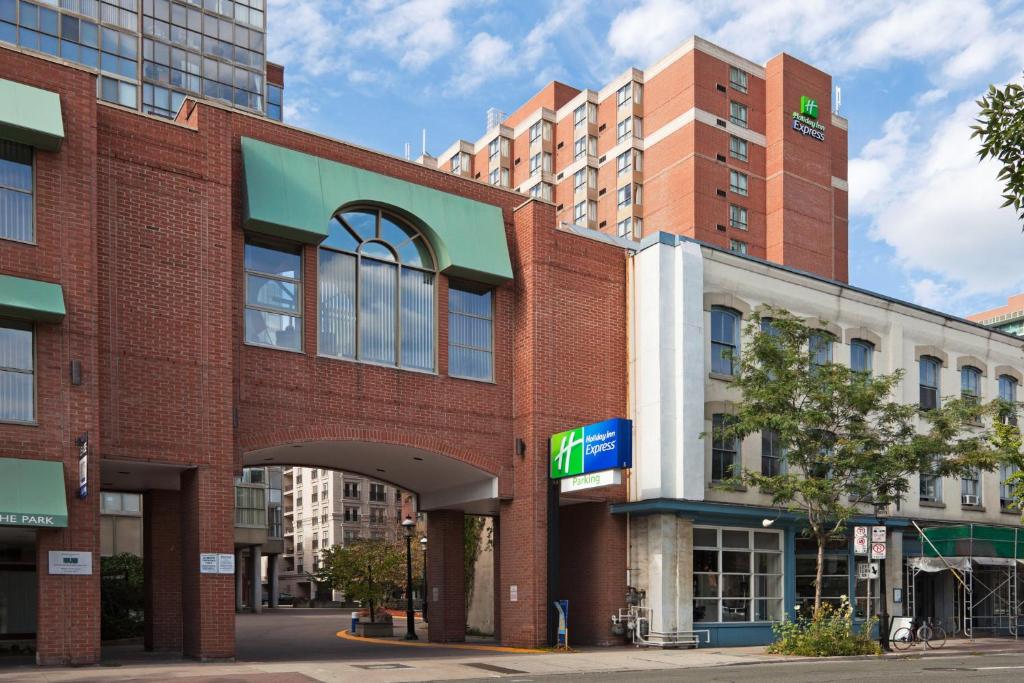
(402, 515, 418, 640)
(420, 536, 428, 623)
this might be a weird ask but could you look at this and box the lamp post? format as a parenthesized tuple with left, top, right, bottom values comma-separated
(402, 516, 418, 640)
(874, 504, 891, 652)
(420, 536, 428, 623)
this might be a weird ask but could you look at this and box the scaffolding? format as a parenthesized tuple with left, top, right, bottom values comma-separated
(906, 522, 1023, 640)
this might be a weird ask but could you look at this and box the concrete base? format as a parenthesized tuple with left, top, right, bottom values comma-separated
(355, 622, 395, 638)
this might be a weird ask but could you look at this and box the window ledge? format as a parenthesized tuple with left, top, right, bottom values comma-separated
(709, 482, 747, 492)
(244, 341, 305, 355)
(0, 419, 39, 427)
(448, 373, 497, 385)
(960, 504, 986, 513)
(709, 371, 736, 383)
(316, 353, 438, 377)
(1000, 506, 1022, 516)
(919, 500, 946, 509)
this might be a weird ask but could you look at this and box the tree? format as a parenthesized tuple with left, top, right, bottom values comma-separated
(715, 307, 1012, 615)
(313, 539, 405, 622)
(971, 79, 1024, 223)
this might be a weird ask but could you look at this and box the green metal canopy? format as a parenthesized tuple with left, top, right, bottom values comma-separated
(240, 137, 513, 285)
(0, 78, 65, 151)
(922, 524, 1023, 560)
(0, 274, 66, 322)
(0, 458, 68, 528)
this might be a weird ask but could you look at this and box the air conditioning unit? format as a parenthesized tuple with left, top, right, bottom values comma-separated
(962, 494, 980, 506)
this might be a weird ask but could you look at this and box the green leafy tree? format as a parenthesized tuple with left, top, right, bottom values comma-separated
(715, 307, 1013, 614)
(971, 79, 1024, 222)
(313, 538, 405, 622)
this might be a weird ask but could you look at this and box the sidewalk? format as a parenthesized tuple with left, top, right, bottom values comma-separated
(1, 637, 1022, 683)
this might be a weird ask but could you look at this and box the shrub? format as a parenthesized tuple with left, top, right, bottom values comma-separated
(767, 597, 880, 657)
(101, 553, 145, 641)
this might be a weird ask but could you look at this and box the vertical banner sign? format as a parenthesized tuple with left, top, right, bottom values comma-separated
(550, 418, 632, 479)
(76, 433, 89, 499)
(853, 526, 868, 555)
(554, 599, 569, 649)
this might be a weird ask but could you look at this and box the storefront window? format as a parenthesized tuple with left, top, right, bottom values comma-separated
(693, 526, 783, 623)
(795, 537, 848, 616)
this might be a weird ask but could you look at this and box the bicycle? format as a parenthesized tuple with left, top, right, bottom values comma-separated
(891, 617, 947, 651)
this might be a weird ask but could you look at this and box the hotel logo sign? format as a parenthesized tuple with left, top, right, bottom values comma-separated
(792, 95, 826, 141)
(550, 418, 632, 479)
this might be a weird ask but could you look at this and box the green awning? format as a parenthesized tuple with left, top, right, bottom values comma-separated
(0, 274, 66, 322)
(240, 137, 513, 284)
(0, 458, 68, 528)
(0, 79, 64, 152)
(922, 524, 1024, 560)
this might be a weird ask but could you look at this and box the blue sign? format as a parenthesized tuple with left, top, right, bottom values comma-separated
(550, 418, 632, 479)
(554, 599, 569, 648)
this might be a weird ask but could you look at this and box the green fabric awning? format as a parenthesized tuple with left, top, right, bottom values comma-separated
(0, 458, 68, 528)
(0, 274, 66, 322)
(240, 137, 513, 284)
(0, 79, 64, 151)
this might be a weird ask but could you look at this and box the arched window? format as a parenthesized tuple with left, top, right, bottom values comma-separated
(850, 339, 874, 375)
(999, 374, 1018, 425)
(960, 366, 981, 404)
(710, 307, 740, 375)
(319, 208, 436, 371)
(919, 356, 941, 410)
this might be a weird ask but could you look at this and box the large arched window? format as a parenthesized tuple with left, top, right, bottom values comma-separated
(319, 208, 436, 371)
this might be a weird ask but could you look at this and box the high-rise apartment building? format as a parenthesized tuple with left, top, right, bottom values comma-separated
(0, 0, 283, 119)
(279, 467, 403, 600)
(432, 36, 849, 281)
(967, 293, 1024, 337)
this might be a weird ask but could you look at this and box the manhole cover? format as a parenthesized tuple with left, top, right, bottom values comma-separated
(464, 662, 528, 674)
(353, 663, 413, 670)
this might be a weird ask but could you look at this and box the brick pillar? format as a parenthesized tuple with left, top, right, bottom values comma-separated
(180, 466, 235, 660)
(427, 510, 465, 643)
(34, 464, 101, 665)
(144, 489, 183, 652)
(491, 517, 501, 642)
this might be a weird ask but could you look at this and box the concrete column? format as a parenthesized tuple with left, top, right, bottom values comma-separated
(144, 489, 183, 652)
(427, 510, 465, 643)
(234, 548, 245, 612)
(249, 545, 262, 614)
(886, 531, 904, 617)
(644, 514, 693, 638)
(268, 554, 279, 608)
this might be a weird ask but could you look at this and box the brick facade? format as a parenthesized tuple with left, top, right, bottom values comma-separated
(0, 45, 629, 662)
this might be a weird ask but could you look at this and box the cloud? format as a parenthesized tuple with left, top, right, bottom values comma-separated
(606, 0, 702, 67)
(456, 32, 514, 93)
(267, 0, 345, 77)
(847, 111, 913, 215)
(347, 0, 466, 72)
(915, 88, 948, 106)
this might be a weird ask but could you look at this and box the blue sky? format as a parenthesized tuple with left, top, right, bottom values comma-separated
(267, 0, 1024, 318)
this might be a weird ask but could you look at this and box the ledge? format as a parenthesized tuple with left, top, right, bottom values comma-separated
(960, 504, 986, 513)
(919, 500, 946, 509)
(708, 371, 736, 383)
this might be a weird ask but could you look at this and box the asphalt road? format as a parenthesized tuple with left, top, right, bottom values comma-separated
(431, 653, 1024, 683)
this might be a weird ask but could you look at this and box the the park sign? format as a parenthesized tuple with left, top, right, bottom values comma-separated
(550, 418, 632, 479)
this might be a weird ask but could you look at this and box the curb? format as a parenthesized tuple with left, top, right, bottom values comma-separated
(335, 629, 545, 654)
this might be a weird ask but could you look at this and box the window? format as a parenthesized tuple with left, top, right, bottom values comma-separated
(961, 366, 981, 404)
(488, 168, 499, 186)
(449, 282, 493, 382)
(617, 184, 632, 208)
(920, 455, 942, 502)
(761, 430, 784, 476)
(529, 182, 552, 200)
(920, 356, 941, 410)
(729, 170, 748, 196)
(729, 66, 748, 93)
(729, 101, 748, 128)
(809, 332, 833, 366)
(529, 152, 541, 175)
(617, 150, 631, 175)
(343, 481, 360, 499)
(344, 529, 358, 544)
(0, 141, 33, 243)
(543, 152, 552, 173)
(729, 239, 747, 255)
(729, 135, 748, 162)
(573, 137, 586, 160)
(369, 483, 386, 502)
(710, 307, 740, 375)
(101, 492, 141, 514)
(850, 339, 873, 375)
(319, 209, 436, 371)
(267, 83, 283, 121)
(711, 414, 739, 482)
(617, 217, 631, 238)
(99, 75, 137, 108)
(1000, 463, 1019, 509)
(616, 82, 631, 107)
(587, 135, 597, 157)
(573, 103, 586, 127)
(693, 527, 782, 623)
(488, 137, 500, 160)
(961, 469, 981, 504)
(796, 537, 847, 615)
(369, 507, 386, 524)
(573, 168, 586, 192)
(999, 374, 1018, 425)
(450, 153, 461, 174)
(244, 241, 302, 351)
(343, 506, 359, 522)
(574, 200, 586, 221)
(729, 205, 747, 230)
(616, 117, 632, 142)
(529, 121, 542, 143)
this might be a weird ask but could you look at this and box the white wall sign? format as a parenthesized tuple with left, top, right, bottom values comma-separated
(200, 553, 219, 574)
(217, 553, 235, 574)
(560, 469, 622, 493)
(871, 526, 887, 543)
(510, 585, 518, 602)
(48, 550, 92, 575)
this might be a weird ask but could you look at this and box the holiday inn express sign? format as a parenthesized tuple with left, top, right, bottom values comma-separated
(791, 95, 826, 141)
(550, 418, 632, 479)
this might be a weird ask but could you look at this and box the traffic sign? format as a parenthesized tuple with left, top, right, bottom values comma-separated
(871, 542, 887, 560)
(854, 526, 868, 555)
(872, 526, 887, 543)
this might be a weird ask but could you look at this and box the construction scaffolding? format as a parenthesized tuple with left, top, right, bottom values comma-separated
(906, 522, 1023, 640)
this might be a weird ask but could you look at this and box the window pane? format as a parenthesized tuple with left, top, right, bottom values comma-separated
(318, 249, 356, 358)
(0, 188, 32, 242)
(693, 548, 718, 572)
(400, 268, 434, 371)
(323, 216, 359, 252)
(754, 531, 780, 550)
(722, 551, 750, 572)
(246, 274, 298, 312)
(722, 530, 749, 548)
(0, 324, 32, 370)
(694, 599, 718, 623)
(754, 552, 781, 574)
(722, 599, 749, 622)
(244, 242, 300, 278)
(694, 573, 719, 598)
(358, 258, 397, 364)
(0, 370, 33, 421)
(244, 309, 300, 350)
(344, 210, 376, 241)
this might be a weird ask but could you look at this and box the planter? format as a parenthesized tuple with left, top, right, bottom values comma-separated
(355, 622, 395, 637)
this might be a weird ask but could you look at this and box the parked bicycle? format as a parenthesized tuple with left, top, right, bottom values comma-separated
(891, 617, 946, 650)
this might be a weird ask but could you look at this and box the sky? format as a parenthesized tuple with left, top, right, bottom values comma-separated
(266, 0, 1024, 318)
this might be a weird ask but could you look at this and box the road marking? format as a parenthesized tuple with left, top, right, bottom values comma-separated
(976, 665, 1024, 670)
(336, 629, 545, 653)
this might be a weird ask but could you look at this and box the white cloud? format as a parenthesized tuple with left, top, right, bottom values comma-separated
(847, 111, 913, 214)
(915, 88, 948, 106)
(267, 0, 345, 77)
(456, 32, 514, 93)
(606, 0, 702, 67)
(348, 0, 466, 72)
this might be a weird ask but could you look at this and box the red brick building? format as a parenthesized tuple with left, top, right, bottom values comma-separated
(432, 36, 849, 282)
(0, 45, 628, 664)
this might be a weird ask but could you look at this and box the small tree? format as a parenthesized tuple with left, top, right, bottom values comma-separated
(971, 78, 1024, 223)
(716, 307, 1011, 614)
(314, 539, 405, 622)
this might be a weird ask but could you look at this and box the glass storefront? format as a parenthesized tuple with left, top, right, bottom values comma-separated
(693, 526, 783, 624)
